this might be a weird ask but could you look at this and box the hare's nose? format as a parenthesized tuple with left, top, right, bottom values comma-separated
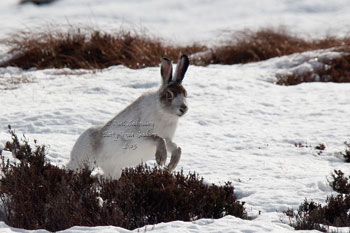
(179, 104, 188, 114)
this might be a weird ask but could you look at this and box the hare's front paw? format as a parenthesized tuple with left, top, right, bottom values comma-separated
(167, 147, 181, 172)
(155, 148, 167, 165)
(154, 136, 167, 165)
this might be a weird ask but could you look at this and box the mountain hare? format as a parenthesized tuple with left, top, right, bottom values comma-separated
(67, 55, 190, 179)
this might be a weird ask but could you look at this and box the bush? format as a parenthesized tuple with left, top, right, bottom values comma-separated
(294, 142, 311, 148)
(284, 196, 350, 231)
(341, 141, 350, 162)
(276, 53, 350, 85)
(197, 28, 349, 66)
(1, 27, 349, 70)
(285, 170, 350, 231)
(330, 170, 350, 195)
(100, 166, 246, 229)
(20, 0, 56, 5)
(315, 143, 326, 155)
(0, 30, 206, 70)
(284, 200, 327, 232)
(0, 126, 103, 231)
(0, 126, 246, 231)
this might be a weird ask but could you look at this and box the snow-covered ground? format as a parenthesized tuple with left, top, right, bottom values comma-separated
(1, 0, 350, 232)
(1, 0, 350, 45)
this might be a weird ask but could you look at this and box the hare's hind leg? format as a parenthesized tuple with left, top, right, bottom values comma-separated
(165, 139, 181, 172)
(68, 127, 101, 170)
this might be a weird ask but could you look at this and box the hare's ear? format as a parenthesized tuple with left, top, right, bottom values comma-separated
(161, 58, 173, 85)
(174, 55, 189, 83)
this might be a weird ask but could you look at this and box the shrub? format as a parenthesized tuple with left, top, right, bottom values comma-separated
(284, 196, 350, 231)
(20, 0, 56, 5)
(284, 200, 327, 232)
(199, 28, 349, 66)
(276, 53, 350, 85)
(315, 144, 326, 151)
(315, 143, 326, 155)
(1, 27, 349, 70)
(294, 142, 311, 148)
(0, 126, 246, 231)
(285, 170, 350, 231)
(341, 141, 350, 162)
(0, 126, 104, 231)
(329, 170, 350, 194)
(0, 30, 206, 70)
(100, 166, 246, 229)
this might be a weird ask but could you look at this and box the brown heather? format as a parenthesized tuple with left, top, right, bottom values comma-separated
(276, 51, 350, 85)
(197, 29, 350, 65)
(0, 126, 246, 232)
(1, 28, 350, 85)
(1, 28, 349, 70)
(285, 169, 350, 231)
(0, 30, 206, 70)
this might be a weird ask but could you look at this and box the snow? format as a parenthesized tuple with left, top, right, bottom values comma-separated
(1, 0, 350, 232)
(0, 215, 320, 233)
(1, 0, 350, 45)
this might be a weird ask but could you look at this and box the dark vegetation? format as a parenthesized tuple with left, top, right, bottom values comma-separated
(0, 126, 246, 232)
(330, 170, 350, 194)
(341, 141, 350, 162)
(0, 74, 32, 90)
(20, 0, 57, 5)
(276, 52, 350, 85)
(1, 27, 349, 75)
(283, 200, 328, 232)
(294, 141, 350, 160)
(200, 29, 349, 66)
(285, 169, 350, 231)
(294, 142, 311, 148)
(0, 30, 206, 69)
(294, 142, 326, 155)
(315, 143, 326, 151)
(315, 143, 326, 155)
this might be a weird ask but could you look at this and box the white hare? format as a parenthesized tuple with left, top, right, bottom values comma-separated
(67, 55, 190, 179)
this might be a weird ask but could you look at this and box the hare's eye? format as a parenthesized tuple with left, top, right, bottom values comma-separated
(166, 90, 174, 101)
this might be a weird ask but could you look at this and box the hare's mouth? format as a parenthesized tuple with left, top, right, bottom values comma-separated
(176, 105, 188, 117)
(176, 109, 187, 117)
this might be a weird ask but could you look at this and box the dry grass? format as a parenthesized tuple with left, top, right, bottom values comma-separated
(1, 27, 349, 73)
(0, 29, 206, 70)
(198, 29, 350, 65)
(0, 74, 33, 90)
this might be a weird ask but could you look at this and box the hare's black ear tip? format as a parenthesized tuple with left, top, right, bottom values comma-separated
(162, 57, 171, 62)
(181, 54, 189, 59)
(181, 54, 190, 63)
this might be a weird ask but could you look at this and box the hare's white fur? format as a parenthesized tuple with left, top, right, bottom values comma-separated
(67, 55, 189, 179)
